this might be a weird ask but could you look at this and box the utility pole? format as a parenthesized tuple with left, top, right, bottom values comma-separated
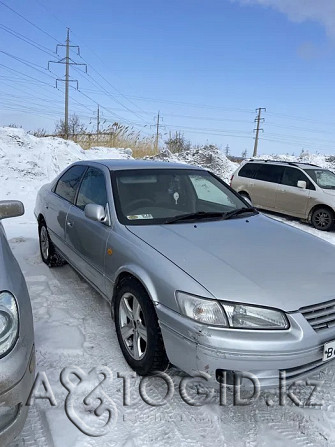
(155, 111, 160, 152)
(48, 28, 87, 139)
(225, 144, 230, 157)
(97, 105, 100, 135)
(253, 107, 266, 157)
(64, 28, 70, 139)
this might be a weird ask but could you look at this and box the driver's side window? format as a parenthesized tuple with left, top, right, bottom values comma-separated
(76, 167, 108, 211)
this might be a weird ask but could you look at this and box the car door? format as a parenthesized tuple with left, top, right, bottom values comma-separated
(47, 165, 87, 255)
(65, 166, 110, 295)
(251, 164, 284, 210)
(275, 167, 314, 218)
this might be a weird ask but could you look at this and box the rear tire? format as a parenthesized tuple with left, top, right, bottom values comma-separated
(39, 221, 66, 267)
(311, 207, 334, 231)
(114, 277, 169, 375)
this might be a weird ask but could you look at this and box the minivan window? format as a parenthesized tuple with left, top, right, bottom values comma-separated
(54, 165, 87, 203)
(281, 167, 315, 190)
(304, 169, 335, 190)
(238, 163, 259, 179)
(76, 168, 108, 210)
(254, 164, 284, 183)
(238, 163, 284, 183)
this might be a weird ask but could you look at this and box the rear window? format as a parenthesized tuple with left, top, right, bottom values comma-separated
(54, 165, 87, 203)
(239, 163, 284, 183)
(238, 163, 259, 179)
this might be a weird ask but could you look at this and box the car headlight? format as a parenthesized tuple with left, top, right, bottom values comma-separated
(0, 292, 19, 356)
(176, 292, 289, 330)
(176, 292, 228, 326)
(221, 302, 289, 329)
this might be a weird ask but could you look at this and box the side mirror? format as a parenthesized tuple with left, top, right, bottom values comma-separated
(0, 200, 24, 220)
(84, 203, 106, 222)
(297, 180, 307, 189)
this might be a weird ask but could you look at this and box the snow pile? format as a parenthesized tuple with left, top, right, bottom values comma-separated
(255, 152, 335, 172)
(146, 145, 239, 183)
(0, 127, 133, 221)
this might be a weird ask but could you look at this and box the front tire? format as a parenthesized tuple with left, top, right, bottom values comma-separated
(39, 222, 66, 267)
(114, 278, 169, 375)
(311, 207, 334, 231)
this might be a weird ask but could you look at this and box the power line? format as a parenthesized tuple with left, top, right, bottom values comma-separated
(0, 23, 58, 57)
(0, 0, 60, 43)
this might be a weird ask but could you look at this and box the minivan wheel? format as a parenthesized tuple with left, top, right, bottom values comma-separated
(114, 278, 169, 375)
(39, 222, 66, 267)
(311, 208, 334, 231)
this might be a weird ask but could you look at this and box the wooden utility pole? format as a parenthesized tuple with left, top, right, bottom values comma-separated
(253, 107, 266, 157)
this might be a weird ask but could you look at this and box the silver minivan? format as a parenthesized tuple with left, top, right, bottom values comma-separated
(231, 160, 335, 231)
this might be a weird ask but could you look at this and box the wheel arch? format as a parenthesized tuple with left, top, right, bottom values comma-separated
(37, 213, 46, 227)
(111, 266, 159, 316)
(308, 204, 335, 223)
(238, 190, 251, 198)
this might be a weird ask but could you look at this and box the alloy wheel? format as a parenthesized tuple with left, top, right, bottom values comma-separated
(119, 292, 148, 360)
(40, 226, 49, 260)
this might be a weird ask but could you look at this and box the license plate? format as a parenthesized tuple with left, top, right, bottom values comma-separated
(323, 340, 335, 361)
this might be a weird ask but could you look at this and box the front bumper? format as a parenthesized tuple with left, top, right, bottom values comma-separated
(0, 345, 35, 446)
(157, 304, 335, 389)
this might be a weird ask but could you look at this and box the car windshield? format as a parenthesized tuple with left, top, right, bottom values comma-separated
(112, 168, 250, 225)
(304, 169, 335, 190)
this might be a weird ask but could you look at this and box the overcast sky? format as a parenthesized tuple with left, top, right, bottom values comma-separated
(0, 0, 334, 156)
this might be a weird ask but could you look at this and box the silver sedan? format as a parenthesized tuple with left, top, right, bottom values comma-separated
(0, 201, 35, 446)
(34, 160, 335, 388)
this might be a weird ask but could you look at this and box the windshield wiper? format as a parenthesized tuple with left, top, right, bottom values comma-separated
(165, 211, 224, 224)
(221, 207, 259, 220)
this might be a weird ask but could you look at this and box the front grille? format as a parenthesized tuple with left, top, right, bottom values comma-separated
(281, 358, 330, 380)
(300, 299, 335, 332)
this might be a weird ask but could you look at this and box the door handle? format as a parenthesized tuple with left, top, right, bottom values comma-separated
(67, 221, 73, 228)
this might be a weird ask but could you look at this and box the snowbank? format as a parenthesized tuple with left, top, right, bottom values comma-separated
(145, 145, 239, 183)
(255, 152, 335, 172)
(0, 127, 133, 222)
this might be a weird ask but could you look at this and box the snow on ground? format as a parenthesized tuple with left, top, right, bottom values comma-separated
(0, 127, 132, 229)
(2, 128, 335, 446)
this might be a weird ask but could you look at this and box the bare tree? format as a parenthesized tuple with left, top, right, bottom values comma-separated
(164, 132, 191, 153)
(30, 128, 47, 137)
(54, 114, 87, 136)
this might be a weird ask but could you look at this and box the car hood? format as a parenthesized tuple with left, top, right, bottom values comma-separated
(127, 215, 335, 312)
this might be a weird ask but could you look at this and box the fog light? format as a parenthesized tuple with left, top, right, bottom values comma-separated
(0, 405, 20, 431)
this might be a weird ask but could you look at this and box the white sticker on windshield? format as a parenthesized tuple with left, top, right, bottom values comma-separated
(127, 214, 153, 220)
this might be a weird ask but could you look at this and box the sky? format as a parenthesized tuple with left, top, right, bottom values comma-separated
(0, 0, 334, 156)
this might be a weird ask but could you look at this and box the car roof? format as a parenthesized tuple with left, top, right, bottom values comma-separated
(243, 159, 322, 169)
(72, 159, 203, 171)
